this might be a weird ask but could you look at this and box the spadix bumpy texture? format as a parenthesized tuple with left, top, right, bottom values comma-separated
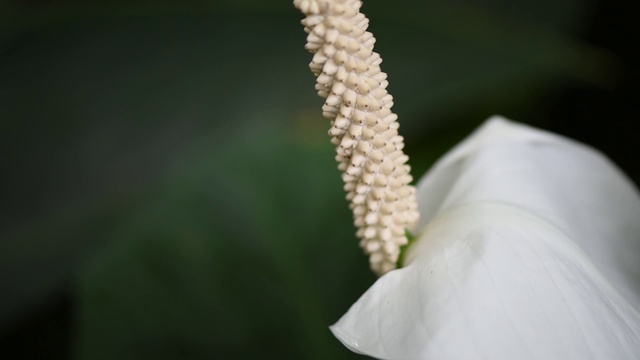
(294, 0, 419, 275)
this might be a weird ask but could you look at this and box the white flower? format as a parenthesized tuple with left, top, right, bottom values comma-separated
(330, 116, 640, 359)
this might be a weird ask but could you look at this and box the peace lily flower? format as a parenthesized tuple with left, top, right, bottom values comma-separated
(293, 1, 640, 358)
(331, 117, 640, 359)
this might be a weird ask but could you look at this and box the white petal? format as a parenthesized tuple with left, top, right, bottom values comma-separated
(331, 116, 640, 359)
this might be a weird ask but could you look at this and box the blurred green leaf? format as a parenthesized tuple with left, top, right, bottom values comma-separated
(75, 124, 376, 359)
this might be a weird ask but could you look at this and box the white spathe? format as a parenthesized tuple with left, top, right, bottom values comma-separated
(330, 116, 640, 360)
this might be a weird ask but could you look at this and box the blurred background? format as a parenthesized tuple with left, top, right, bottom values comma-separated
(0, 0, 638, 358)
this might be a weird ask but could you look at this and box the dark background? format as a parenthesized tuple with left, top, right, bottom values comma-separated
(1, 0, 638, 359)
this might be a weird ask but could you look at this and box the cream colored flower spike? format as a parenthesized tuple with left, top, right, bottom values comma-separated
(294, 0, 419, 275)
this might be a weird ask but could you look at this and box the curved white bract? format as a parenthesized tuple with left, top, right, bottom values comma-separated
(331, 117, 640, 359)
(294, 0, 419, 275)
